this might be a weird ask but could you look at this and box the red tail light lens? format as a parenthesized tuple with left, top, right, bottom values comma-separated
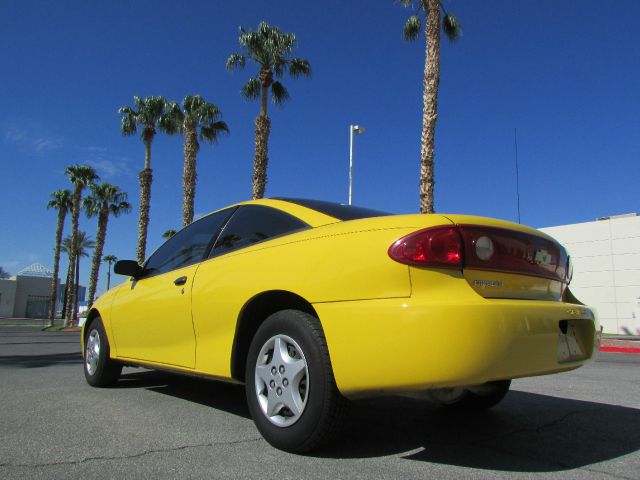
(388, 226, 463, 268)
(389, 224, 569, 283)
(458, 225, 567, 282)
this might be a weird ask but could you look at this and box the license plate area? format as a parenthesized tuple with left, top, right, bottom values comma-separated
(558, 319, 590, 363)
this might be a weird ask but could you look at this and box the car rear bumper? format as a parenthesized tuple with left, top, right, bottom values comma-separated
(314, 298, 598, 398)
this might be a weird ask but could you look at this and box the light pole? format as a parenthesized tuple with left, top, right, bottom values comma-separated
(349, 124, 365, 205)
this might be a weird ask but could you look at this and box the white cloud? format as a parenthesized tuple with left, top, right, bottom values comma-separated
(84, 146, 135, 180)
(32, 137, 63, 152)
(4, 126, 27, 143)
(4, 124, 63, 153)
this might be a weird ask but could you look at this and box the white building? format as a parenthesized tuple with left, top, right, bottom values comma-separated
(540, 214, 640, 335)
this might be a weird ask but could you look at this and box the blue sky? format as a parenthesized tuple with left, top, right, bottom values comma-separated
(1, 0, 638, 295)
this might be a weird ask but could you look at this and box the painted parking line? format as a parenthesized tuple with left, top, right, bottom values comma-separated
(600, 346, 640, 354)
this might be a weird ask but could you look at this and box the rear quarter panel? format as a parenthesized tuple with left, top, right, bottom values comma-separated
(190, 214, 453, 377)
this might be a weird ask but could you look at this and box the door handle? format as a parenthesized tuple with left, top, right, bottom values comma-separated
(174, 276, 187, 286)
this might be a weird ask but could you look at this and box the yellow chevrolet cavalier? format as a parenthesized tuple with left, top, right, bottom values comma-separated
(82, 198, 599, 452)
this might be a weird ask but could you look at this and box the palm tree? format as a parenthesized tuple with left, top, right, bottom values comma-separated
(400, 0, 461, 213)
(62, 259, 73, 321)
(162, 229, 177, 240)
(84, 183, 131, 307)
(0, 266, 10, 279)
(103, 255, 118, 290)
(46, 189, 72, 326)
(61, 231, 95, 326)
(118, 96, 175, 264)
(64, 165, 99, 323)
(226, 21, 311, 199)
(166, 96, 229, 227)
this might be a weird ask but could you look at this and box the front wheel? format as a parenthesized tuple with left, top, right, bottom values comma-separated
(427, 380, 511, 410)
(245, 310, 346, 453)
(84, 317, 122, 387)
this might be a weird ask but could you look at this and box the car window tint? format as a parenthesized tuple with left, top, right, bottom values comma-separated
(272, 197, 391, 221)
(143, 208, 235, 277)
(210, 205, 308, 258)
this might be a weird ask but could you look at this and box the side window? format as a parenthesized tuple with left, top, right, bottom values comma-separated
(143, 208, 235, 277)
(210, 205, 308, 258)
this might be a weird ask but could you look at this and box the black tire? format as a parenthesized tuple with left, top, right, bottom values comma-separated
(83, 317, 122, 387)
(245, 309, 347, 453)
(428, 380, 511, 410)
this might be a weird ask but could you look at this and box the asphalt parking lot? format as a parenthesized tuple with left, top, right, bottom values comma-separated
(1, 325, 638, 480)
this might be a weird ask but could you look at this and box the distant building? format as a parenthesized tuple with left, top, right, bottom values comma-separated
(0, 263, 86, 319)
(540, 214, 640, 335)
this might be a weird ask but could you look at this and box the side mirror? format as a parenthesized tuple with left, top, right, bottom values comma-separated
(114, 260, 142, 278)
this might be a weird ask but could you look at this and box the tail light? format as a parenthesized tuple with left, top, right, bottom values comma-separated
(388, 226, 463, 268)
(389, 224, 569, 283)
(566, 256, 573, 283)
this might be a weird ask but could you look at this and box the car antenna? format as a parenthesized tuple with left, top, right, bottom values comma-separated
(514, 127, 521, 224)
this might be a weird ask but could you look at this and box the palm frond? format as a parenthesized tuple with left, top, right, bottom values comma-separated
(288, 58, 311, 78)
(195, 100, 222, 123)
(47, 189, 73, 210)
(443, 13, 462, 42)
(82, 194, 100, 218)
(110, 200, 131, 217)
(226, 53, 245, 71)
(65, 164, 99, 187)
(118, 107, 138, 136)
(62, 231, 94, 257)
(403, 15, 422, 41)
(273, 58, 287, 77)
(159, 100, 182, 135)
(83, 182, 131, 218)
(271, 81, 289, 106)
(230, 21, 309, 108)
(241, 78, 261, 101)
(200, 121, 230, 144)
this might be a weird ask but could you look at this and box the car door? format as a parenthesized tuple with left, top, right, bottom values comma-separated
(110, 208, 235, 368)
(191, 205, 310, 376)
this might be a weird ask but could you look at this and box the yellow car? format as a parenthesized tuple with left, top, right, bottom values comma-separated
(82, 198, 599, 452)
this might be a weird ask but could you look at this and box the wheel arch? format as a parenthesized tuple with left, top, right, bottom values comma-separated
(230, 290, 318, 382)
(84, 308, 101, 341)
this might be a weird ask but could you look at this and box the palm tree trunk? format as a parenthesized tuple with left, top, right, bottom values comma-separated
(182, 130, 199, 227)
(65, 188, 81, 321)
(47, 208, 66, 326)
(252, 81, 271, 200)
(137, 137, 153, 264)
(73, 254, 80, 325)
(419, 0, 441, 214)
(106, 263, 111, 290)
(62, 261, 72, 327)
(87, 207, 108, 307)
(252, 114, 270, 200)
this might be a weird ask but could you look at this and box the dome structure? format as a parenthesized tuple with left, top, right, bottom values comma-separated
(17, 262, 53, 278)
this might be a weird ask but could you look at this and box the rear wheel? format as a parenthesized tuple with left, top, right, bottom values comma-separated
(427, 380, 511, 410)
(245, 309, 346, 453)
(84, 317, 122, 387)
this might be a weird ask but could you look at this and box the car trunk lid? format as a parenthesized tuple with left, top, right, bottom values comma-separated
(442, 215, 570, 301)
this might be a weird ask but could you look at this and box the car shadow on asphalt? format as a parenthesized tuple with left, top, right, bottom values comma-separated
(115, 370, 640, 472)
(0, 352, 82, 368)
(118, 369, 250, 419)
(321, 391, 640, 472)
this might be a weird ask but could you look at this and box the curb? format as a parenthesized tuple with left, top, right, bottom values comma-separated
(59, 327, 82, 332)
(600, 339, 640, 355)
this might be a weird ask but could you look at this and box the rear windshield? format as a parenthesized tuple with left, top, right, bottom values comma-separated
(273, 198, 391, 221)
